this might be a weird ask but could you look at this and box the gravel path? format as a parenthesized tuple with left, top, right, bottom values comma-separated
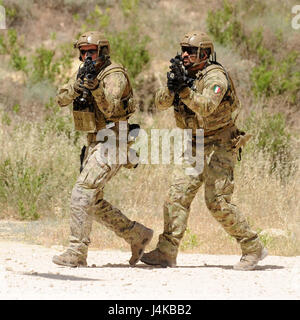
(0, 240, 299, 300)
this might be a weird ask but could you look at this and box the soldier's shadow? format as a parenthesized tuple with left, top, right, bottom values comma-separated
(22, 272, 101, 281)
(95, 263, 284, 271)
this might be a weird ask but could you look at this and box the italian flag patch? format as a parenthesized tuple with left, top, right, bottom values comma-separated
(213, 85, 222, 94)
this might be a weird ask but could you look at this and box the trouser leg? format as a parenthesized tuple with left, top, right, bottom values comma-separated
(68, 142, 134, 257)
(69, 141, 151, 261)
(157, 163, 203, 257)
(204, 148, 262, 254)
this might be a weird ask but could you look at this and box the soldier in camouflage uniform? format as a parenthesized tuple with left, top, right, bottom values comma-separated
(52, 31, 153, 267)
(141, 31, 267, 271)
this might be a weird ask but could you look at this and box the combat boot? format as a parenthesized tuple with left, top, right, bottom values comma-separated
(128, 222, 153, 266)
(141, 248, 177, 267)
(233, 247, 268, 271)
(52, 250, 87, 268)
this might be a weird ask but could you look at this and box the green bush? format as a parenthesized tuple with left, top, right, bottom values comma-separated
(108, 26, 150, 81)
(0, 158, 49, 220)
(1, 28, 75, 84)
(251, 51, 300, 101)
(206, 0, 300, 102)
(10, 48, 28, 71)
(244, 111, 296, 179)
(0, 29, 16, 55)
(207, 0, 245, 47)
(121, 0, 139, 17)
(30, 47, 60, 84)
(84, 5, 110, 29)
(0, 29, 28, 71)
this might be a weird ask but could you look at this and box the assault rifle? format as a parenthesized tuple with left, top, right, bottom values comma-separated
(73, 56, 97, 110)
(168, 54, 195, 108)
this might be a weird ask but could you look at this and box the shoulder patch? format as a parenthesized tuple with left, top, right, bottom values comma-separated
(213, 84, 222, 94)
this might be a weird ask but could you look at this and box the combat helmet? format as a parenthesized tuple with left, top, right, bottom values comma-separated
(180, 31, 214, 66)
(74, 31, 110, 61)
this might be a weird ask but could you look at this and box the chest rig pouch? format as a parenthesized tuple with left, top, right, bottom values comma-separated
(73, 89, 97, 133)
(173, 77, 200, 130)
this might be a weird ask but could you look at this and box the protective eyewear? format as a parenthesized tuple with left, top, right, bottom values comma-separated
(80, 49, 98, 56)
(181, 46, 198, 55)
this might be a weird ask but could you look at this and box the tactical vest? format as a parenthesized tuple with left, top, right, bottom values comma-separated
(173, 63, 240, 134)
(73, 62, 136, 133)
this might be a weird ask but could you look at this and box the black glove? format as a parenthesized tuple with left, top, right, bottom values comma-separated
(167, 57, 187, 93)
(167, 72, 187, 93)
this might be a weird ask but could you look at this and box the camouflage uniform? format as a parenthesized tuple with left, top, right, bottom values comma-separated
(53, 60, 153, 267)
(145, 62, 264, 264)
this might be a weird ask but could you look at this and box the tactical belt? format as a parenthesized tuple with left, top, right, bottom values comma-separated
(204, 122, 235, 137)
(86, 121, 130, 144)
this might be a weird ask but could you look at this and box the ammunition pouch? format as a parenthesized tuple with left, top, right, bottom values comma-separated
(73, 109, 97, 132)
(73, 88, 98, 132)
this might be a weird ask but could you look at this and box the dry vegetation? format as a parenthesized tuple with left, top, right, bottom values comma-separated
(0, 0, 299, 256)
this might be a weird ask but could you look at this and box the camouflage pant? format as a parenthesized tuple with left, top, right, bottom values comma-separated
(157, 135, 262, 258)
(67, 140, 137, 258)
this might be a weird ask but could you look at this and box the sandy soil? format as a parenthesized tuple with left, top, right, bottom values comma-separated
(0, 240, 299, 300)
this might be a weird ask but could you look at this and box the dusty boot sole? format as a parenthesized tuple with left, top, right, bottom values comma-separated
(129, 230, 154, 267)
(52, 255, 87, 268)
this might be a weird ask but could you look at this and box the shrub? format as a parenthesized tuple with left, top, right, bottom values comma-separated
(0, 29, 28, 71)
(206, 0, 300, 102)
(10, 47, 28, 71)
(121, 0, 139, 17)
(244, 111, 296, 179)
(251, 51, 300, 102)
(84, 5, 110, 29)
(0, 158, 49, 220)
(207, 0, 245, 47)
(30, 47, 60, 84)
(108, 25, 150, 81)
(0, 105, 82, 220)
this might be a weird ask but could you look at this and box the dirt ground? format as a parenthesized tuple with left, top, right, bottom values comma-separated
(0, 239, 299, 300)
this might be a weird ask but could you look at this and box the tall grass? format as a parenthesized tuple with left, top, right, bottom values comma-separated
(1, 108, 298, 255)
(0, 106, 82, 220)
